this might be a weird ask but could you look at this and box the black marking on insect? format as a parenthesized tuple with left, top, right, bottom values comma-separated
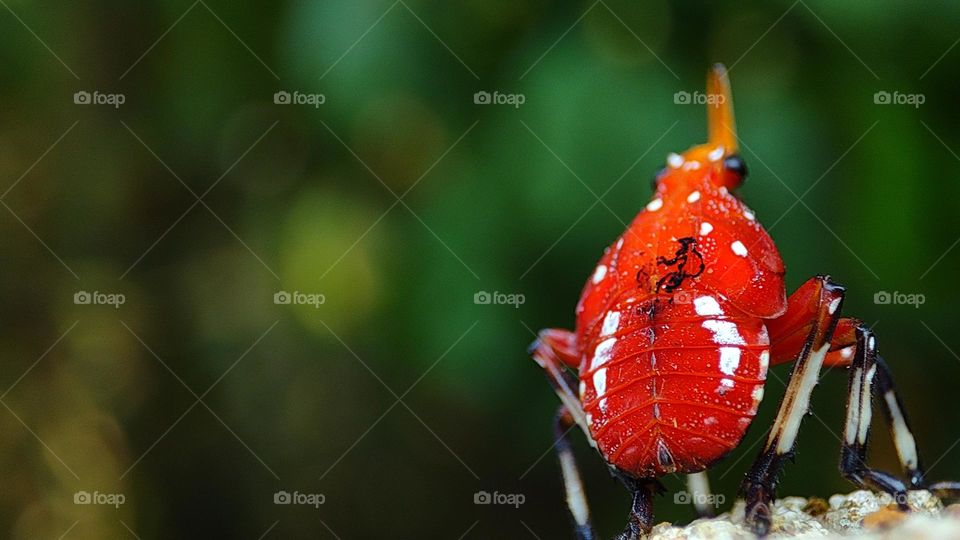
(655, 237, 705, 293)
(636, 265, 652, 288)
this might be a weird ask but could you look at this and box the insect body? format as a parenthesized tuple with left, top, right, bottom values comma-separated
(529, 65, 960, 539)
(577, 154, 780, 479)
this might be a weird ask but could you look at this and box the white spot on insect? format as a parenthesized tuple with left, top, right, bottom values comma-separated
(759, 350, 770, 376)
(694, 296, 724, 317)
(718, 346, 742, 375)
(828, 297, 841, 315)
(667, 153, 683, 168)
(702, 320, 746, 345)
(752, 385, 765, 403)
(841, 347, 854, 359)
(704, 416, 717, 426)
(708, 146, 724, 162)
(600, 311, 621, 337)
(592, 264, 607, 284)
(731, 240, 748, 257)
(743, 208, 756, 221)
(590, 338, 617, 371)
(593, 368, 607, 398)
(683, 161, 701, 170)
(616, 237, 624, 250)
(579, 381, 586, 397)
(699, 222, 713, 236)
(653, 403, 661, 420)
(868, 335, 876, 351)
(646, 198, 663, 212)
(687, 191, 701, 203)
(717, 378, 735, 395)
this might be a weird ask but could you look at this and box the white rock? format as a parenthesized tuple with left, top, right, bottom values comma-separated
(645, 490, 954, 540)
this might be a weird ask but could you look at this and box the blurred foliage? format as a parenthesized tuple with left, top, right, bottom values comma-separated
(1, 0, 960, 538)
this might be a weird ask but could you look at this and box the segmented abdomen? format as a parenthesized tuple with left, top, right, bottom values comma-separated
(579, 290, 770, 477)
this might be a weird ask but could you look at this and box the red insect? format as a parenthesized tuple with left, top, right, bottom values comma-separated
(529, 64, 959, 539)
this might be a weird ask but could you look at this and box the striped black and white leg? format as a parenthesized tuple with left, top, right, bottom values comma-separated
(530, 330, 593, 440)
(530, 332, 598, 540)
(841, 326, 960, 504)
(740, 277, 845, 536)
(841, 327, 910, 507)
(555, 407, 597, 540)
(686, 471, 715, 518)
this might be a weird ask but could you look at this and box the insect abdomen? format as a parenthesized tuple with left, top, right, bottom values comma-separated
(578, 292, 770, 477)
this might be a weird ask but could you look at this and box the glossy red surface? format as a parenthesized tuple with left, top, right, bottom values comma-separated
(573, 158, 787, 477)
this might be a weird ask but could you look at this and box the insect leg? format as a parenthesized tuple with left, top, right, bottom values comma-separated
(530, 330, 599, 539)
(741, 275, 845, 536)
(555, 407, 597, 540)
(840, 326, 910, 507)
(840, 325, 960, 502)
(612, 472, 662, 540)
(529, 329, 593, 443)
(686, 471, 715, 518)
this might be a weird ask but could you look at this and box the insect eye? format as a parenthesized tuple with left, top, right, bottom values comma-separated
(723, 155, 748, 183)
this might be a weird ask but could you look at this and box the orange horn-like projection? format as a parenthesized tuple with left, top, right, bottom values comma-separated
(706, 63, 737, 154)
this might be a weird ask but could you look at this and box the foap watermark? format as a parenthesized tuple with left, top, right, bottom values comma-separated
(74, 90, 125, 108)
(474, 490, 525, 508)
(873, 90, 924, 108)
(874, 290, 925, 308)
(274, 90, 326, 108)
(74, 290, 125, 308)
(74, 490, 125, 508)
(273, 490, 325, 508)
(673, 490, 724, 508)
(473, 90, 525, 108)
(474, 290, 525, 308)
(674, 90, 725, 106)
(274, 290, 325, 308)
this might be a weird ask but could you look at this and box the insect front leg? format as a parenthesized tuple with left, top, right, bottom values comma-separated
(740, 275, 845, 536)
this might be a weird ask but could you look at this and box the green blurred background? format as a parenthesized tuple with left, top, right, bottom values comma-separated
(1, 0, 959, 538)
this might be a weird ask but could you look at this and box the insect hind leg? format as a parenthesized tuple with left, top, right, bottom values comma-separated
(555, 407, 597, 540)
(841, 325, 960, 504)
(530, 330, 598, 539)
(686, 471, 715, 518)
(610, 471, 663, 540)
(841, 327, 910, 507)
(741, 275, 845, 536)
(529, 328, 592, 440)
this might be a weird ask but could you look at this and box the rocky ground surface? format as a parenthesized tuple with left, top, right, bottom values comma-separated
(649, 491, 960, 539)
